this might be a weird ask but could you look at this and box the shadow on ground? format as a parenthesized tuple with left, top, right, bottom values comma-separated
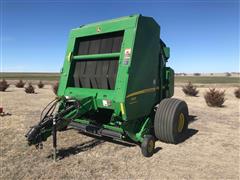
(178, 114, 199, 143)
(179, 128, 198, 143)
(47, 139, 104, 160)
(52, 115, 198, 159)
(189, 115, 198, 124)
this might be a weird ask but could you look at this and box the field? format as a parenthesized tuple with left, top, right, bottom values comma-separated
(1, 73, 60, 81)
(1, 72, 240, 85)
(0, 81, 239, 179)
(175, 76, 240, 84)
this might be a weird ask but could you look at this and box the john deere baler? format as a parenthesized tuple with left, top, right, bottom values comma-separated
(26, 14, 189, 158)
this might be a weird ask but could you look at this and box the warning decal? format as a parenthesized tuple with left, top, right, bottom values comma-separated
(124, 48, 131, 59)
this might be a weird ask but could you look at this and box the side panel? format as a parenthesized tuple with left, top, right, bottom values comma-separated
(125, 16, 161, 121)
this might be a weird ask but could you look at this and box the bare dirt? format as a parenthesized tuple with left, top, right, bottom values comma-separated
(0, 85, 239, 179)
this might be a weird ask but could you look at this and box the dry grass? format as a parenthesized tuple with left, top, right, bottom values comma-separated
(0, 85, 239, 179)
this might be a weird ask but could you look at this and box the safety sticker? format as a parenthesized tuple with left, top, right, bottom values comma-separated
(124, 48, 131, 59)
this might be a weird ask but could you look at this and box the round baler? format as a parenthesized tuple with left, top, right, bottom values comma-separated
(26, 14, 189, 158)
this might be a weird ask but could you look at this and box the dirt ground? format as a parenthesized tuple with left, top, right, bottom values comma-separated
(0, 85, 239, 180)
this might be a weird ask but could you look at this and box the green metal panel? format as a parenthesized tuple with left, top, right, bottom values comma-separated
(125, 16, 161, 120)
(165, 67, 174, 98)
(163, 47, 170, 60)
(73, 53, 120, 60)
(58, 15, 139, 116)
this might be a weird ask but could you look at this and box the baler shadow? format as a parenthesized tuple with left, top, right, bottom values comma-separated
(179, 128, 198, 143)
(78, 131, 136, 147)
(178, 114, 198, 143)
(56, 116, 197, 159)
(189, 115, 198, 124)
(154, 147, 162, 154)
(47, 139, 104, 160)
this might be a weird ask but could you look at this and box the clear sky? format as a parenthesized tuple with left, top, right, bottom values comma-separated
(1, 0, 239, 73)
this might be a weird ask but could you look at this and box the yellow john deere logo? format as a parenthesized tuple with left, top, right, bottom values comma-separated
(97, 27, 101, 32)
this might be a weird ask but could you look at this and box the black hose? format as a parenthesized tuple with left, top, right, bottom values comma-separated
(40, 98, 59, 122)
(39, 97, 81, 128)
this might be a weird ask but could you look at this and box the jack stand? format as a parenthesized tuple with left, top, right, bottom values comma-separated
(52, 117, 57, 162)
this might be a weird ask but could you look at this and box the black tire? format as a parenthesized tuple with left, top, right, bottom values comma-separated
(154, 98, 189, 144)
(141, 135, 155, 157)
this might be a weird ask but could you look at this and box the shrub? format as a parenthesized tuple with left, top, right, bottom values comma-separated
(0, 79, 9, 91)
(15, 80, 25, 88)
(234, 88, 240, 98)
(37, 81, 44, 88)
(25, 83, 35, 94)
(193, 73, 201, 76)
(204, 88, 225, 107)
(182, 82, 199, 96)
(52, 82, 59, 95)
(225, 72, 231, 77)
(176, 73, 187, 76)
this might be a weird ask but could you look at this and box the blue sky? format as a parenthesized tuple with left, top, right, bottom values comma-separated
(1, 0, 239, 73)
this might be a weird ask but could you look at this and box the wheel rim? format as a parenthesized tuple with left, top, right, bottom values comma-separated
(177, 113, 185, 133)
(147, 140, 154, 153)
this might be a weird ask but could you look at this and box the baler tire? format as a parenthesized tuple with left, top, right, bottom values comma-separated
(141, 135, 155, 157)
(154, 98, 189, 144)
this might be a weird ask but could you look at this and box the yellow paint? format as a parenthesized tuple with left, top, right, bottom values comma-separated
(126, 87, 159, 98)
(148, 139, 154, 153)
(129, 101, 137, 105)
(67, 52, 72, 62)
(178, 113, 185, 133)
(120, 103, 125, 115)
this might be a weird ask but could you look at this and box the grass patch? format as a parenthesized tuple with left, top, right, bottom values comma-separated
(1, 72, 60, 81)
(175, 76, 239, 84)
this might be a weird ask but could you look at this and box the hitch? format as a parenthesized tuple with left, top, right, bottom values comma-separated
(25, 96, 95, 161)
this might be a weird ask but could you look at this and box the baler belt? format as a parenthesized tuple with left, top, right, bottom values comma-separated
(72, 58, 118, 90)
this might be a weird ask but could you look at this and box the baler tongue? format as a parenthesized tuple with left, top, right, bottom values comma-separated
(25, 96, 95, 159)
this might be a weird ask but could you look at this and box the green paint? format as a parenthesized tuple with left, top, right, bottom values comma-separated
(73, 53, 120, 60)
(136, 117, 152, 142)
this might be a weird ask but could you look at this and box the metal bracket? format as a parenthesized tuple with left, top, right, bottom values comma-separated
(135, 117, 152, 142)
